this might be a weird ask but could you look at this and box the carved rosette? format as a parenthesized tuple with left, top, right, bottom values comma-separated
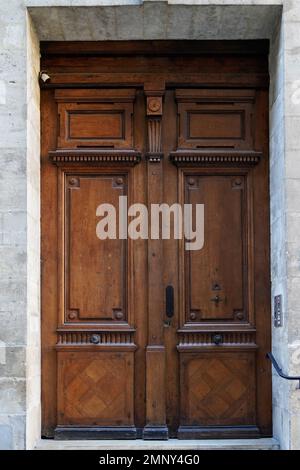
(146, 95, 164, 162)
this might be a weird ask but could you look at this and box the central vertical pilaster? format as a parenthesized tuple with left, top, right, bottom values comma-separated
(143, 83, 168, 440)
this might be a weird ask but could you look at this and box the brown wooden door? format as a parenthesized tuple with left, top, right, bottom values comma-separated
(41, 42, 272, 439)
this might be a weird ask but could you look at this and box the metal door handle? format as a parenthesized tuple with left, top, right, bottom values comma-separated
(166, 286, 174, 318)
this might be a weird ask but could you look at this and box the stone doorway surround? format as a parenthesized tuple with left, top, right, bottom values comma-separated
(1, 0, 300, 450)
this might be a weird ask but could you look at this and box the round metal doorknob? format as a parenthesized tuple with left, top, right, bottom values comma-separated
(90, 334, 100, 344)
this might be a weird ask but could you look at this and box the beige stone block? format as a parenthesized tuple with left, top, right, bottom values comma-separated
(0, 149, 26, 178)
(0, 246, 27, 277)
(291, 413, 300, 450)
(0, 414, 25, 450)
(0, 424, 13, 450)
(0, 347, 26, 378)
(115, 5, 144, 39)
(0, 177, 26, 212)
(2, 212, 26, 246)
(287, 242, 300, 279)
(0, 378, 25, 413)
(286, 150, 300, 178)
(285, 116, 300, 152)
(286, 178, 300, 211)
(0, 308, 26, 345)
(287, 213, 300, 244)
(2, 24, 25, 49)
(273, 404, 290, 449)
(0, 279, 26, 306)
(0, 80, 6, 105)
(285, 50, 300, 82)
(283, 0, 300, 23)
(286, 278, 300, 323)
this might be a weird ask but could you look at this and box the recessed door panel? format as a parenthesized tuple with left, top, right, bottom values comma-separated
(57, 350, 135, 427)
(176, 89, 255, 150)
(65, 173, 127, 323)
(183, 173, 249, 324)
(56, 89, 135, 149)
(179, 352, 256, 427)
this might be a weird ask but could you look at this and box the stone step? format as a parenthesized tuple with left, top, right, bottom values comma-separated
(35, 438, 279, 451)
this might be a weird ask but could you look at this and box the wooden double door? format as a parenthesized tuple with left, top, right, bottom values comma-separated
(41, 41, 272, 439)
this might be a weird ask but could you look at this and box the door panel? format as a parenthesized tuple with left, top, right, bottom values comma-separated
(56, 89, 135, 149)
(171, 88, 266, 439)
(183, 173, 247, 324)
(41, 44, 271, 440)
(55, 167, 138, 438)
(43, 87, 141, 439)
(176, 89, 255, 150)
(180, 352, 256, 427)
(66, 173, 127, 323)
(57, 350, 135, 428)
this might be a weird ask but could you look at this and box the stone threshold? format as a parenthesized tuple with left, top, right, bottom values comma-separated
(35, 438, 279, 450)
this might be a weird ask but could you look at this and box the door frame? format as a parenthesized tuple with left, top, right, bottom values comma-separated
(40, 40, 272, 440)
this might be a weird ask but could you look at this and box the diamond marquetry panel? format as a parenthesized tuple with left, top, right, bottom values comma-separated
(180, 352, 256, 427)
(57, 351, 134, 426)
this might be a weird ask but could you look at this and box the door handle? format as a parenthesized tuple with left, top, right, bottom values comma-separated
(166, 285, 174, 318)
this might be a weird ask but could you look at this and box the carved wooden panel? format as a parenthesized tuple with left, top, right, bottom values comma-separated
(170, 150, 261, 167)
(145, 94, 164, 162)
(180, 352, 256, 427)
(49, 149, 141, 166)
(57, 330, 135, 347)
(62, 171, 129, 324)
(177, 330, 257, 351)
(57, 351, 135, 426)
(175, 89, 255, 150)
(181, 171, 254, 325)
(55, 89, 135, 149)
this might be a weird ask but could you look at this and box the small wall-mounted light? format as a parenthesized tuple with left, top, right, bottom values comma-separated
(39, 71, 50, 83)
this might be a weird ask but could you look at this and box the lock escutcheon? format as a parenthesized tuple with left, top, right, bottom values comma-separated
(212, 333, 223, 345)
(90, 334, 100, 345)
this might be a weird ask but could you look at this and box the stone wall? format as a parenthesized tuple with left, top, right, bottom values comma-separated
(0, 0, 28, 450)
(0, 0, 40, 451)
(1, 0, 300, 449)
(283, 0, 300, 451)
(269, 7, 290, 450)
(267, 0, 300, 450)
